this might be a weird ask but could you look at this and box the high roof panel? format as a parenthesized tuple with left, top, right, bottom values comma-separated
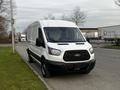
(39, 20, 77, 28)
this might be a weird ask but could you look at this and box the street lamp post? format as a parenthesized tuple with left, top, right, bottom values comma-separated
(10, 0, 15, 53)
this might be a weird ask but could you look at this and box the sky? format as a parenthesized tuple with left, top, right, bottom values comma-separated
(16, 0, 120, 32)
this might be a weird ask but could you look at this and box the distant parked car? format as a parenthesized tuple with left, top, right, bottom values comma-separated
(20, 34, 26, 42)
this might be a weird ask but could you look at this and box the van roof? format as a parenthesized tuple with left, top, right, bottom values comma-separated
(39, 20, 78, 28)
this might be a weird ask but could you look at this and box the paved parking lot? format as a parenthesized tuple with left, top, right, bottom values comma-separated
(16, 43, 120, 90)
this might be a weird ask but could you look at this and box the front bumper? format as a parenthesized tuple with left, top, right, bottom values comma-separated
(44, 59, 96, 71)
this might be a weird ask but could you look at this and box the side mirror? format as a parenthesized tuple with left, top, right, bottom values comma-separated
(36, 38, 43, 47)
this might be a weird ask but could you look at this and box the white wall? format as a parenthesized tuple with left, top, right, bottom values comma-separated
(99, 25, 120, 39)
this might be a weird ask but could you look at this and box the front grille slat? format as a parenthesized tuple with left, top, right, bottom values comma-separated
(63, 50, 90, 61)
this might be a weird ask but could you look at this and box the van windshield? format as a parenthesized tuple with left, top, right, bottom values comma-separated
(44, 27, 86, 43)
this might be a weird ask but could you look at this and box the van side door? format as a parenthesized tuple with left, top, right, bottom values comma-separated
(33, 28, 45, 60)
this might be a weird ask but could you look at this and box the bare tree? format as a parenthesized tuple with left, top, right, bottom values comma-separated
(0, 0, 6, 13)
(0, 0, 16, 44)
(0, 16, 6, 32)
(0, 0, 9, 33)
(61, 14, 66, 20)
(0, 0, 16, 31)
(60, 7, 86, 26)
(44, 14, 55, 20)
(0, 0, 16, 18)
(114, 0, 120, 6)
(70, 7, 86, 26)
(0, 16, 9, 43)
(0, 0, 11, 16)
(60, 14, 70, 21)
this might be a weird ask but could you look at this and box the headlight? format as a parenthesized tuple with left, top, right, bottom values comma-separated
(89, 47, 94, 54)
(48, 47, 61, 56)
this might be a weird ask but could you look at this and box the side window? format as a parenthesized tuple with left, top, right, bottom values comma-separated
(38, 28, 43, 40)
(37, 28, 45, 48)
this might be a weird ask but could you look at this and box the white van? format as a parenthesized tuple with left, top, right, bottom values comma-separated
(20, 34, 26, 42)
(26, 20, 96, 77)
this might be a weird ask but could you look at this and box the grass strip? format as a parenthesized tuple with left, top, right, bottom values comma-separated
(0, 47, 47, 90)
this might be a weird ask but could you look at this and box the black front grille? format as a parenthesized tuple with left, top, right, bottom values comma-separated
(63, 50, 90, 61)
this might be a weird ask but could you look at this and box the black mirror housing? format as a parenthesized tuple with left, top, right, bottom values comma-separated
(36, 38, 42, 46)
(36, 38, 45, 47)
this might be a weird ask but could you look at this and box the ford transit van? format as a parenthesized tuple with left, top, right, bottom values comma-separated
(26, 20, 96, 77)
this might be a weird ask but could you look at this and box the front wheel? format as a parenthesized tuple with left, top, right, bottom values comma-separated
(28, 55, 34, 63)
(27, 49, 34, 63)
(41, 63, 51, 78)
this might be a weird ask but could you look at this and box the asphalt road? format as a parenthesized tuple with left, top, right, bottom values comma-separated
(16, 43, 120, 90)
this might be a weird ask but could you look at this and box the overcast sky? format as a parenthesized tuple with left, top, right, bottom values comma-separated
(16, 0, 120, 32)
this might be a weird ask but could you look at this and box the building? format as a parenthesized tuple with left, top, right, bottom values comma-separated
(80, 28, 98, 39)
(98, 25, 120, 40)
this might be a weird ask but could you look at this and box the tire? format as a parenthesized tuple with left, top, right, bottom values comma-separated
(81, 61, 96, 74)
(28, 55, 34, 63)
(41, 63, 51, 78)
(27, 49, 34, 63)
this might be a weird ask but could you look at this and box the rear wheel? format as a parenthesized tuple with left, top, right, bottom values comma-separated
(41, 63, 51, 78)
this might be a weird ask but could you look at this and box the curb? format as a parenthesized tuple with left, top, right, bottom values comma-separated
(16, 47, 52, 90)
